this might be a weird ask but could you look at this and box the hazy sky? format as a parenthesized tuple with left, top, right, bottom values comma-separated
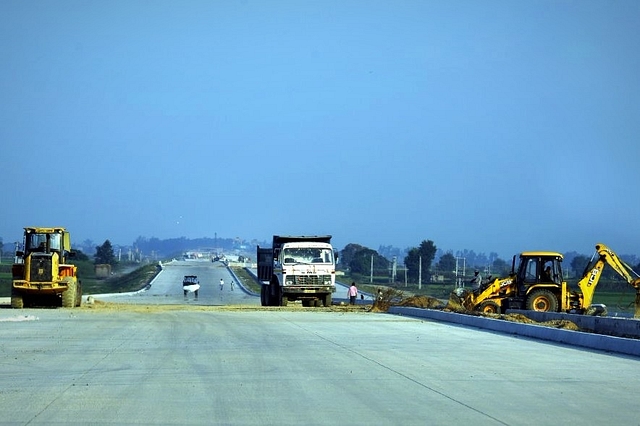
(1, 1, 639, 258)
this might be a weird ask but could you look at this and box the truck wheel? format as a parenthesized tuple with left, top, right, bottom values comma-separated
(323, 294, 332, 307)
(11, 288, 24, 309)
(62, 280, 77, 308)
(526, 289, 558, 312)
(269, 282, 282, 306)
(260, 286, 268, 306)
(477, 300, 501, 314)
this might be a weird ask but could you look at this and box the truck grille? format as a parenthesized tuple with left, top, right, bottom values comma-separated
(30, 256, 53, 282)
(291, 275, 330, 286)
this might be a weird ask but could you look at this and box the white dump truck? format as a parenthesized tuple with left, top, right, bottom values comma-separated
(257, 235, 337, 307)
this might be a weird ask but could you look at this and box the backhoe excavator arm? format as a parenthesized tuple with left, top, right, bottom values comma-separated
(578, 243, 640, 318)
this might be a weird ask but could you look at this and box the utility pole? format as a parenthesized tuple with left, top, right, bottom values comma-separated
(418, 255, 422, 290)
(370, 254, 374, 284)
(455, 257, 466, 288)
(404, 263, 407, 287)
(391, 256, 397, 283)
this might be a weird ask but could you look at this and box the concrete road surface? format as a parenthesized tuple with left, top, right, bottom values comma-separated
(93, 259, 260, 306)
(1, 260, 639, 425)
(1, 308, 639, 425)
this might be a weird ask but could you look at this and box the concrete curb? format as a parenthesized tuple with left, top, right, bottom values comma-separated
(388, 307, 640, 358)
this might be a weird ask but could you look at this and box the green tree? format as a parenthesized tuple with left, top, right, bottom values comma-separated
(74, 249, 89, 261)
(491, 258, 510, 277)
(404, 240, 437, 284)
(340, 243, 366, 270)
(349, 247, 389, 275)
(95, 240, 116, 265)
(436, 252, 456, 276)
(570, 255, 589, 278)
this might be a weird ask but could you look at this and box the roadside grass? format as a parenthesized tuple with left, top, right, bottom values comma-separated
(82, 263, 161, 295)
(231, 266, 261, 294)
(0, 261, 161, 297)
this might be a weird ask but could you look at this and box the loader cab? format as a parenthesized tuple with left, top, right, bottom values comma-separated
(516, 252, 564, 293)
(22, 228, 72, 260)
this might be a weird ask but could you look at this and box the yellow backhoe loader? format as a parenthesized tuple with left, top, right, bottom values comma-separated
(452, 243, 640, 318)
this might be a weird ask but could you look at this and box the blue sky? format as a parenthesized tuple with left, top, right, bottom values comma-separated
(1, 0, 639, 259)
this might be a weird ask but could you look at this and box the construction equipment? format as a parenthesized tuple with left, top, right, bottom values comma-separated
(257, 235, 337, 307)
(452, 243, 640, 317)
(11, 227, 82, 308)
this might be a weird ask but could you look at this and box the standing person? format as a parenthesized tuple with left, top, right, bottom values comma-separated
(230, 280, 235, 291)
(348, 282, 358, 305)
(219, 278, 224, 291)
(470, 270, 483, 289)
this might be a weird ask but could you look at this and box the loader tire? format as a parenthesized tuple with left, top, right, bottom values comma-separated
(11, 288, 24, 309)
(260, 286, 268, 306)
(526, 289, 558, 312)
(62, 279, 77, 308)
(76, 281, 83, 307)
(477, 300, 501, 314)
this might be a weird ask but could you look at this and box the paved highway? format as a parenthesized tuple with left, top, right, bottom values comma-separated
(94, 259, 261, 306)
(1, 260, 639, 425)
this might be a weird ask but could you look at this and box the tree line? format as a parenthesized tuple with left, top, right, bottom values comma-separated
(340, 240, 640, 286)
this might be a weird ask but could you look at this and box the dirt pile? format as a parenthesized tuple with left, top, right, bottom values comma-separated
(502, 312, 580, 330)
(396, 295, 444, 309)
(80, 299, 371, 314)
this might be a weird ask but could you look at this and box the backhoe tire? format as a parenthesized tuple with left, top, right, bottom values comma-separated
(11, 288, 24, 309)
(526, 289, 558, 312)
(477, 300, 501, 314)
(62, 279, 77, 308)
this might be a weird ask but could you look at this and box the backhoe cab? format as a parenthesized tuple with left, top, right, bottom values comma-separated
(453, 243, 640, 318)
(11, 227, 82, 308)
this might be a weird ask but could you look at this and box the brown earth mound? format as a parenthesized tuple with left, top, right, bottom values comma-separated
(396, 295, 445, 309)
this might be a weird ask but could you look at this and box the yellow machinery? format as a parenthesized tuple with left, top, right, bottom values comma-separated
(453, 243, 640, 317)
(11, 227, 82, 308)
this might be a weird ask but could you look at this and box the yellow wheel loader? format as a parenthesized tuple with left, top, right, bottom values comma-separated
(11, 227, 82, 308)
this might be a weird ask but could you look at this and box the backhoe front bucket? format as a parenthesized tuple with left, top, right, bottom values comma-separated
(447, 288, 467, 311)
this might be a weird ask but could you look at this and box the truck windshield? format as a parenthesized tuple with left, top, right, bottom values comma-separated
(283, 248, 333, 264)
